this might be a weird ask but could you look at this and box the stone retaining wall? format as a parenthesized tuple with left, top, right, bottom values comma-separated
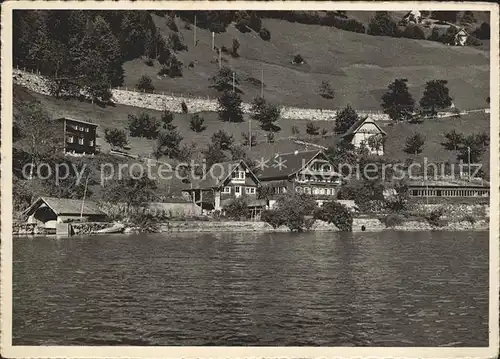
(13, 69, 390, 122)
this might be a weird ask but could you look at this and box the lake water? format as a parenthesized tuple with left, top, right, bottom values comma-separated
(13, 231, 489, 346)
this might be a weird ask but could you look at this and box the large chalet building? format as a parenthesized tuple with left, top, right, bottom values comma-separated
(181, 160, 266, 213)
(255, 150, 342, 208)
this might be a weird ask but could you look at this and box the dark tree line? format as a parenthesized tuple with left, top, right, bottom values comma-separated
(14, 10, 161, 102)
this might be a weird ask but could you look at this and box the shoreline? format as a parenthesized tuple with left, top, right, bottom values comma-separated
(13, 218, 489, 236)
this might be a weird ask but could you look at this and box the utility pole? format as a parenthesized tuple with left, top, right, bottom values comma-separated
(218, 49, 222, 69)
(212, 32, 215, 51)
(232, 72, 235, 93)
(80, 174, 90, 219)
(249, 117, 252, 150)
(194, 15, 197, 47)
(261, 69, 264, 98)
(467, 146, 471, 181)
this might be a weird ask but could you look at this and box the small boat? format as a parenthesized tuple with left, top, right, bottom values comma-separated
(93, 223, 126, 234)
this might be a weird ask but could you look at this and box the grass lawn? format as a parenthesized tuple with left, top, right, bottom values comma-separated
(121, 15, 489, 111)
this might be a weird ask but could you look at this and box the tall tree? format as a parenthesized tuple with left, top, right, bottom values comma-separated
(404, 133, 425, 155)
(75, 16, 123, 101)
(381, 79, 415, 122)
(419, 80, 453, 117)
(250, 97, 281, 132)
(367, 11, 399, 37)
(441, 130, 464, 151)
(210, 67, 241, 93)
(153, 128, 183, 159)
(211, 130, 234, 151)
(160, 110, 176, 131)
(334, 104, 360, 134)
(217, 91, 244, 123)
(13, 102, 62, 177)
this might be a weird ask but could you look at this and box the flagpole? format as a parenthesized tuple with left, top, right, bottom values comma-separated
(80, 174, 90, 219)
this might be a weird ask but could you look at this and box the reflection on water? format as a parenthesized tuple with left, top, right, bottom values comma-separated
(13, 231, 488, 346)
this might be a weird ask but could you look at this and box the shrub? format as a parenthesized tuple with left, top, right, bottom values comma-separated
(474, 22, 490, 40)
(323, 15, 366, 33)
(144, 58, 154, 66)
(128, 112, 160, 139)
(275, 193, 318, 231)
(425, 207, 446, 227)
(224, 197, 249, 220)
(168, 33, 188, 52)
(158, 55, 183, 78)
(401, 24, 425, 39)
(235, 18, 251, 33)
(188, 61, 195, 68)
(189, 114, 206, 132)
(319, 81, 335, 99)
(314, 201, 353, 231)
(249, 13, 262, 32)
(379, 213, 405, 228)
(461, 215, 476, 225)
(181, 101, 188, 113)
(261, 209, 285, 229)
(259, 28, 271, 41)
(266, 132, 275, 143)
(293, 54, 305, 64)
(466, 35, 483, 46)
(104, 128, 128, 149)
(136, 75, 155, 93)
(166, 16, 178, 32)
(291, 125, 300, 135)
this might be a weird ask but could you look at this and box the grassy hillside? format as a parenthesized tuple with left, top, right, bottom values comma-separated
(15, 85, 490, 180)
(121, 15, 489, 111)
(14, 86, 332, 158)
(383, 111, 490, 163)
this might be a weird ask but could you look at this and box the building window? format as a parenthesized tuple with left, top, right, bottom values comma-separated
(79, 126, 85, 131)
(85, 127, 90, 133)
(89, 140, 94, 147)
(70, 124, 78, 130)
(78, 138, 84, 145)
(245, 187, 256, 194)
(223, 186, 231, 193)
(235, 186, 240, 193)
(67, 136, 74, 144)
(232, 171, 246, 180)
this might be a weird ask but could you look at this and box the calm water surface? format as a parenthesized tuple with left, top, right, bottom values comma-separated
(13, 231, 488, 346)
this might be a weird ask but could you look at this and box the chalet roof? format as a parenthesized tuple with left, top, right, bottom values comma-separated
(255, 150, 323, 180)
(182, 160, 260, 190)
(247, 139, 309, 161)
(57, 117, 98, 127)
(299, 135, 344, 150)
(340, 117, 387, 138)
(23, 196, 105, 217)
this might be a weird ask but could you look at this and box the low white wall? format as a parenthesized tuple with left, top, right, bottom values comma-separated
(13, 69, 390, 122)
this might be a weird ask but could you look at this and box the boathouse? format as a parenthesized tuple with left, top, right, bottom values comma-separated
(23, 197, 107, 231)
